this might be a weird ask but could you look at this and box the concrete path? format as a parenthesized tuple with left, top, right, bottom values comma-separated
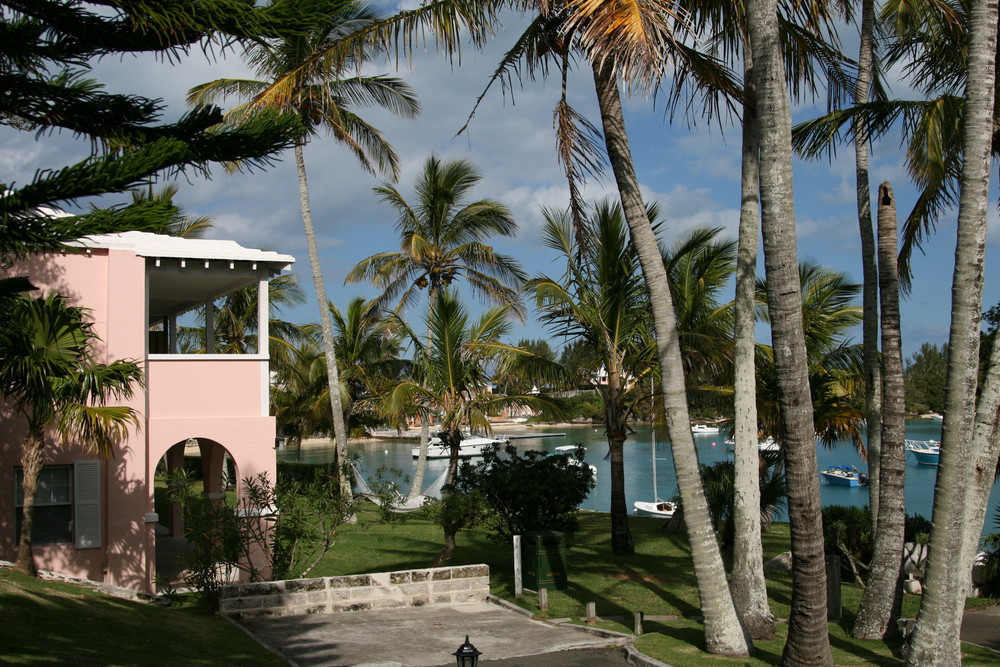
(237, 602, 633, 667)
(961, 605, 1000, 652)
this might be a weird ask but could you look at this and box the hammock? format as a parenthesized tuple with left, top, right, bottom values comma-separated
(352, 462, 449, 512)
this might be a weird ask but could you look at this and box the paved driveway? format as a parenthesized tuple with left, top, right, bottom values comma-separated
(237, 602, 632, 666)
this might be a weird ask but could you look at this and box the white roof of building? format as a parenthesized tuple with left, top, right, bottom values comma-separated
(72, 231, 294, 266)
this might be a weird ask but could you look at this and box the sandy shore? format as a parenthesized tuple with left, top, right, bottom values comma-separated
(297, 422, 589, 448)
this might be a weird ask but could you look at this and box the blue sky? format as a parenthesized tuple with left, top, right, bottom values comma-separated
(5, 5, 999, 360)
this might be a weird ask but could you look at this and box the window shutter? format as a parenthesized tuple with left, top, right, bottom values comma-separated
(74, 460, 101, 549)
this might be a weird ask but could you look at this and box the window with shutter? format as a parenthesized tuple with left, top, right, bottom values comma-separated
(15, 466, 72, 544)
(74, 460, 102, 549)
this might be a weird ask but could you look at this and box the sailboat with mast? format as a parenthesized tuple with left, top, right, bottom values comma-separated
(633, 406, 677, 518)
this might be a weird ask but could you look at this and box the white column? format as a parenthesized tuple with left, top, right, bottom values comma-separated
(258, 277, 270, 417)
(205, 300, 215, 354)
(257, 277, 269, 358)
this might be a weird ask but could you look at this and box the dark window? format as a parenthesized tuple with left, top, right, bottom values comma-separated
(15, 466, 73, 545)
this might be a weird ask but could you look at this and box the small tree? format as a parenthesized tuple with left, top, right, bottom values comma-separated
(457, 444, 595, 542)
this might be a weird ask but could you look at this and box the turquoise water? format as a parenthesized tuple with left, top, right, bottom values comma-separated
(281, 420, 1000, 534)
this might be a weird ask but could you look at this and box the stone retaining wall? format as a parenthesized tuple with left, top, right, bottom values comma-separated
(219, 564, 490, 617)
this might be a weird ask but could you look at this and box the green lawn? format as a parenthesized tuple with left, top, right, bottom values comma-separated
(0, 569, 285, 666)
(2, 507, 997, 665)
(314, 506, 998, 665)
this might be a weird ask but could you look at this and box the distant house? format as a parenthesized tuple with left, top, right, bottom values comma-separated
(1, 232, 294, 593)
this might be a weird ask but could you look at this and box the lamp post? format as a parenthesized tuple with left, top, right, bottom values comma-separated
(452, 635, 482, 667)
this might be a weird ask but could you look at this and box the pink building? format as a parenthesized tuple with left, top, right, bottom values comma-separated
(1, 232, 294, 593)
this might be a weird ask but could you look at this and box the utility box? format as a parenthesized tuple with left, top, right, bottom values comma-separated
(522, 530, 568, 591)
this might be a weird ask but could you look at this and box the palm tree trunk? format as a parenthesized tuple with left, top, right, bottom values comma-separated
(745, 0, 832, 662)
(606, 369, 634, 556)
(960, 325, 1000, 591)
(295, 142, 351, 497)
(591, 59, 749, 657)
(853, 0, 883, 529)
(14, 430, 44, 576)
(854, 182, 906, 639)
(906, 0, 998, 661)
(433, 428, 463, 567)
(730, 43, 776, 641)
(407, 288, 440, 501)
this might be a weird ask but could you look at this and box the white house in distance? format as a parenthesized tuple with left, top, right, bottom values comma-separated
(1, 231, 294, 593)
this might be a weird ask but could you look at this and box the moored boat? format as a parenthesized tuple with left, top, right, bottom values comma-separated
(905, 439, 941, 466)
(758, 437, 779, 452)
(820, 465, 868, 487)
(411, 434, 508, 459)
(633, 500, 677, 518)
(691, 423, 720, 434)
(553, 445, 598, 476)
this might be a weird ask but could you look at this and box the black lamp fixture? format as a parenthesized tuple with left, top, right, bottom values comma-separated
(452, 635, 482, 667)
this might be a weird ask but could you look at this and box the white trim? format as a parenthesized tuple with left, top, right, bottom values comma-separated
(147, 354, 269, 361)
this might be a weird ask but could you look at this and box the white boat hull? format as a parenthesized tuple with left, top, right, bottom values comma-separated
(633, 501, 677, 518)
(410, 435, 507, 459)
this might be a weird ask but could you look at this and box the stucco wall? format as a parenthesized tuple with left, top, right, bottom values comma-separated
(219, 565, 491, 618)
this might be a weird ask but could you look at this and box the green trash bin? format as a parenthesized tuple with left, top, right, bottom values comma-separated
(523, 530, 568, 591)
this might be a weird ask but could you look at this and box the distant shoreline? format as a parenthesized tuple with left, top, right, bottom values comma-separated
(294, 414, 944, 449)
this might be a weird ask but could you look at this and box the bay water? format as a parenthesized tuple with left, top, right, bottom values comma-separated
(280, 420, 1000, 534)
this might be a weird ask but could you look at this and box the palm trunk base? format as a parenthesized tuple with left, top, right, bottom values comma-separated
(610, 520, 635, 556)
(433, 531, 457, 567)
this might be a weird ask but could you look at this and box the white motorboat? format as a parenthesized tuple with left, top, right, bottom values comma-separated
(553, 445, 597, 476)
(691, 423, 720, 434)
(758, 437, 779, 452)
(905, 439, 941, 466)
(410, 434, 508, 459)
(633, 500, 677, 518)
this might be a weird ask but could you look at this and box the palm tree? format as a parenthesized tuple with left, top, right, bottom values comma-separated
(589, 53, 750, 660)
(907, 0, 1000, 660)
(851, 0, 884, 534)
(745, 0, 832, 660)
(187, 0, 420, 493)
(346, 155, 525, 316)
(330, 297, 409, 436)
(272, 342, 332, 454)
(383, 292, 562, 565)
(662, 226, 737, 398)
(755, 262, 865, 447)
(528, 200, 659, 556)
(346, 155, 526, 499)
(853, 182, 907, 639)
(0, 294, 143, 576)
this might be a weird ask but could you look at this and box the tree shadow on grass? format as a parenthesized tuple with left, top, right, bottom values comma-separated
(641, 619, 784, 664)
(828, 632, 902, 666)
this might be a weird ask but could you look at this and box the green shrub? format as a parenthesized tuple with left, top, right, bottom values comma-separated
(455, 443, 595, 542)
(823, 505, 873, 581)
(905, 513, 933, 544)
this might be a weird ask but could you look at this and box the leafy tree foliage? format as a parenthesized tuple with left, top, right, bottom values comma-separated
(517, 338, 556, 361)
(904, 342, 947, 414)
(558, 338, 601, 387)
(1, 0, 320, 264)
(455, 444, 595, 542)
